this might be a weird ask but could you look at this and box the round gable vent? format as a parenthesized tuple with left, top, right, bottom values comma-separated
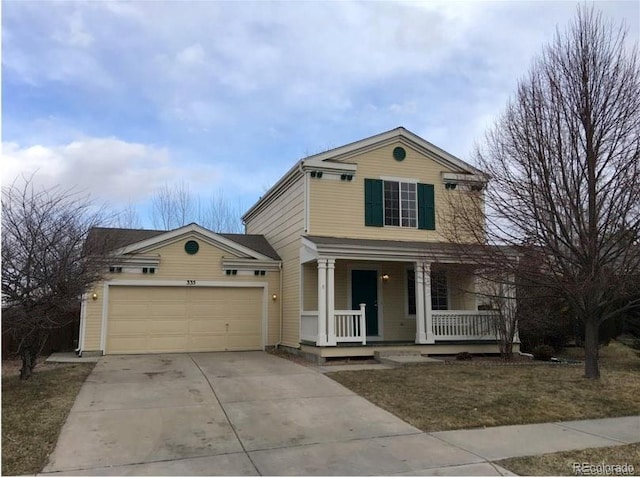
(185, 240, 199, 255)
(393, 146, 406, 161)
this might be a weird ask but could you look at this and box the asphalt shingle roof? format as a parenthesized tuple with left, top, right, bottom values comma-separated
(85, 227, 279, 260)
(219, 234, 280, 260)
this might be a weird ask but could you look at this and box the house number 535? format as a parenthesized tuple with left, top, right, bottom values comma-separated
(186, 280, 196, 286)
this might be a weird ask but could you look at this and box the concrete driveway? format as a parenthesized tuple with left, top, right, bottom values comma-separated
(42, 352, 501, 476)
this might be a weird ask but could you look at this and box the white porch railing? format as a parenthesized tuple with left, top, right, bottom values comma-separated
(304, 308, 496, 345)
(300, 304, 366, 345)
(334, 304, 366, 344)
(432, 310, 498, 340)
(301, 311, 319, 342)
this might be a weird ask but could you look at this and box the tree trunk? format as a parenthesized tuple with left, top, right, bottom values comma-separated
(583, 318, 600, 379)
(500, 337, 514, 360)
(20, 346, 33, 380)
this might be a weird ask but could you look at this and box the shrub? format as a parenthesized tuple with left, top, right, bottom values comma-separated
(533, 344, 555, 361)
(456, 352, 473, 361)
(517, 294, 574, 353)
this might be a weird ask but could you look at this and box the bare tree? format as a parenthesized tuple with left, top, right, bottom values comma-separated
(2, 177, 111, 379)
(197, 191, 244, 233)
(151, 182, 194, 230)
(150, 181, 243, 233)
(446, 7, 640, 379)
(474, 272, 519, 359)
(116, 200, 142, 229)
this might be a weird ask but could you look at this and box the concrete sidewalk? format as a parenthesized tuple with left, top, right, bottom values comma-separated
(432, 415, 639, 462)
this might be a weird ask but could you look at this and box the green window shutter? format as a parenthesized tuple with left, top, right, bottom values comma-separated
(364, 179, 383, 227)
(418, 183, 435, 230)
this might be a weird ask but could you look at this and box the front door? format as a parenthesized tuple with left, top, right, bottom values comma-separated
(351, 270, 378, 336)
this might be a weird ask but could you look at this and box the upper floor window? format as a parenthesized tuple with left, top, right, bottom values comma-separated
(365, 178, 434, 230)
(384, 181, 417, 227)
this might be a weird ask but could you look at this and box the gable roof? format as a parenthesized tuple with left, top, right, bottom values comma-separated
(303, 127, 483, 174)
(86, 225, 279, 261)
(243, 126, 485, 222)
(85, 227, 165, 254)
(219, 234, 281, 260)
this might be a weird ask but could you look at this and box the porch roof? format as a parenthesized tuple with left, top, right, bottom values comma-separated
(302, 235, 506, 263)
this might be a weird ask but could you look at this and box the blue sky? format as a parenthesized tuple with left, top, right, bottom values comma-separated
(3, 0, 638, 229)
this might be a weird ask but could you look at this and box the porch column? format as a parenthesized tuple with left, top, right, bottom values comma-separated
(317, 259, 328, 346)
(326, 259, 336, 346)
(415, 261, 428, 344)
(424, 263, 435, 343)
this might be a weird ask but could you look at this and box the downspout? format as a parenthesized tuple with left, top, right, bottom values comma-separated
(76, 293, 88, 356)
(300, 160, 309, 234)
(276, 261, 284, 349)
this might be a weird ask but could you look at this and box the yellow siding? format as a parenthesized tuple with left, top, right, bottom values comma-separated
(447, 267, 477, 310)
(333, 262, 348, 310)
(81, 236, 280, 352)
(127, 238, 263, 281)
(309, 141, 474, 241)
(83, 284, 104, 351)
(302, 262, 318, 310)
(245, 175, 305, 348)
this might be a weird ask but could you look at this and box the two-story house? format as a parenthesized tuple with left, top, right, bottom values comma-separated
(78, 127, 511, 358)
(243, 127, 509, 361)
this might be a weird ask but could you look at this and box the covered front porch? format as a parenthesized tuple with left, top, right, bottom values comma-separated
(300, 236, 507, 349)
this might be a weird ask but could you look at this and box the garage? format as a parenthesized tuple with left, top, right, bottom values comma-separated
(80, 224, 281, 356)
(106, 285, 264, 354)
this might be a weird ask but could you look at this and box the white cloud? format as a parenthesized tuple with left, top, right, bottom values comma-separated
(2, 0, 638, 202)
(0, 2, 518, 123)
(1, 138, 201, 206)
(176, 43, 206, 66)
(389, 101, 418, 115)
(52, 10, 93, 48)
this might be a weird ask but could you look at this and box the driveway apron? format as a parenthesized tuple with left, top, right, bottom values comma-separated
(43, 352, 487, 476)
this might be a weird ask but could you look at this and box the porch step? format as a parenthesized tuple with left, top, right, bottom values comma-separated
(373, 350, 444, 367)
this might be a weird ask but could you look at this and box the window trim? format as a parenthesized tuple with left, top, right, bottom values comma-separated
(379, 176, 419, 184)
(382, 178, 418, 229)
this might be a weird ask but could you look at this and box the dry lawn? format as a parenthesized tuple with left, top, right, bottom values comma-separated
(326, 342, 640, 432)
(498, 443, 640, 475)
(2, 361, 95, 475)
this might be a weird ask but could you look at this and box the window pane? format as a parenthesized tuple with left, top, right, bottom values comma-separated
(431, 270, 448, 310)
(401, 183, 417, 227)
(384, 181, 400, 226)
(407, 269, 416, 315)
(384, 181, 418, 227)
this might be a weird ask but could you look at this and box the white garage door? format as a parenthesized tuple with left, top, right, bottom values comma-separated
(106, 286, 263, 354)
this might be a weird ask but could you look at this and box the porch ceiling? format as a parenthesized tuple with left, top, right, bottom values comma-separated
(301, 235, 502, 263)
